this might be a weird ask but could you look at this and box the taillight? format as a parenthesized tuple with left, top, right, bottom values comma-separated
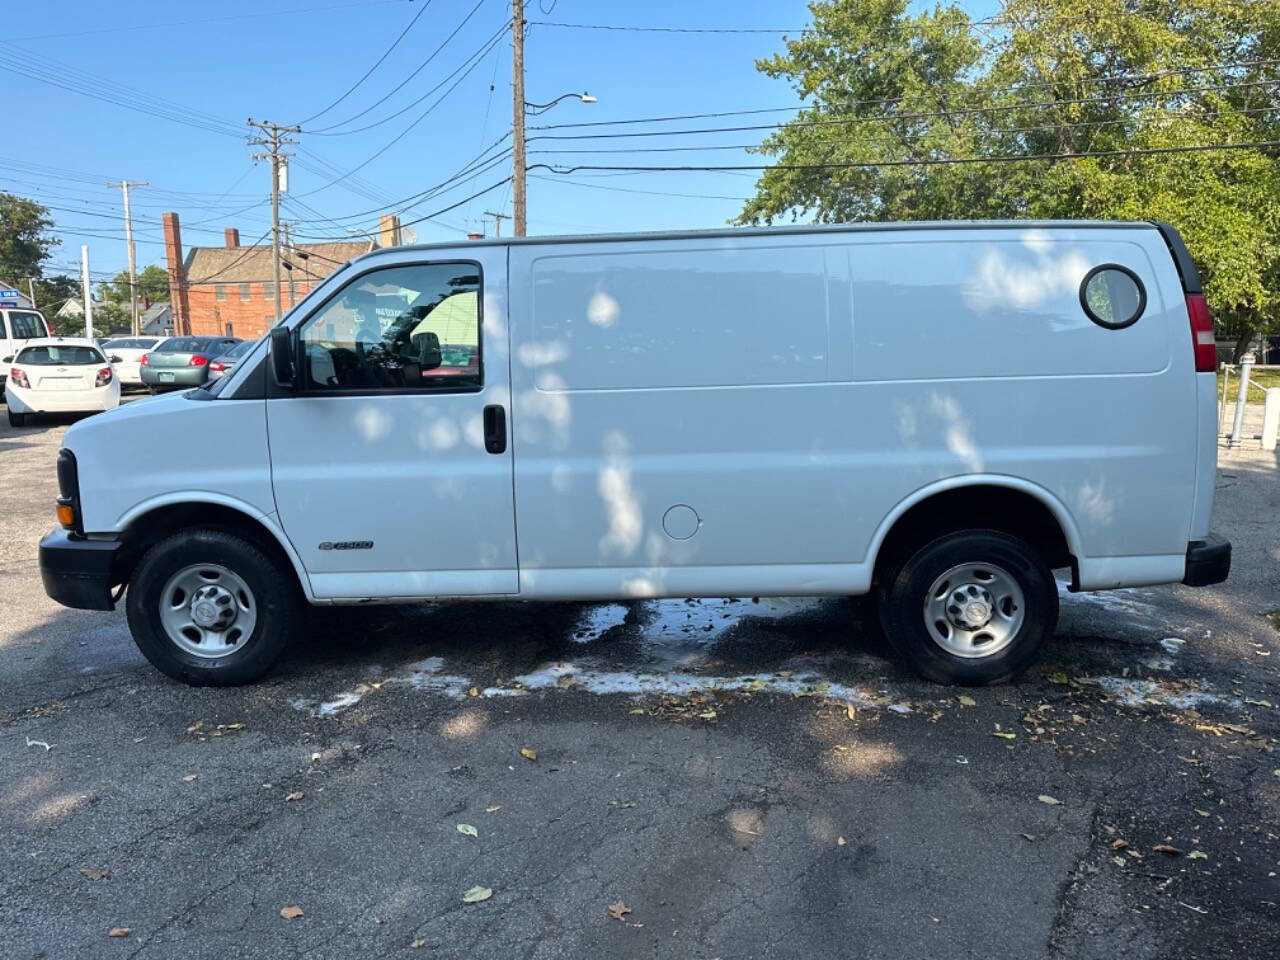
(1186, 294, 1216, 372)
(10, 367, 29, 388)
(189, 355, 208, 367)
(95, 366, 113, 387)
(210, 361, 226, 372)
(139, 353, 149, 366)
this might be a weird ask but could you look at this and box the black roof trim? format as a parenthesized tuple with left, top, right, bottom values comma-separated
(1149, 221, 1202, 294)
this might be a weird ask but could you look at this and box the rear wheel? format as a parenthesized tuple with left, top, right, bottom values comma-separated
(125, 529, 301, 686)
(877, 530, 1057, 685)
(7, 409, 27, 427)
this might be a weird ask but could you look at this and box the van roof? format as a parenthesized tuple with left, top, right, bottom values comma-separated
(351, 218, 1156, 265)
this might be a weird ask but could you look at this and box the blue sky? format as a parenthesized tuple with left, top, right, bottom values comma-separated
(3, 0, 994, 279)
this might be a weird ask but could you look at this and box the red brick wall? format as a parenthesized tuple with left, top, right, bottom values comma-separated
(187, 281, 317, 339)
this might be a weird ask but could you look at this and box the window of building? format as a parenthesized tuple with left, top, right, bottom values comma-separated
(296, 262, 481, 392)
(215, 284, 227, 301)
(263, 282, 275, 300)
(238, 283, 251, 302)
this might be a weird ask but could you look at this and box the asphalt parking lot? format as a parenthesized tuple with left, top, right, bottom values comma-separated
(1, 405, 1278, 960)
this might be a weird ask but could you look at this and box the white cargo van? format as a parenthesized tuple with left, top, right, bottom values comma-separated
(39, 221, 1229, 686)
(1, 304, 53, 384)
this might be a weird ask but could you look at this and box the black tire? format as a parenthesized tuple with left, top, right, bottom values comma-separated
(125, 529, 301, 686)
(7, 409, 26, 427)
(877, 530, 1057, 685)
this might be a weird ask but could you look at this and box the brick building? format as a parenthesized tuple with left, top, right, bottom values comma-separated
(162, 213, 374, 339)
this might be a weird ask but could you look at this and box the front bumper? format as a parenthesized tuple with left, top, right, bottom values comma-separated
(141, 365, 207, 388)
(39, 528, 122, 611)
(1183, 534, 1231, 587)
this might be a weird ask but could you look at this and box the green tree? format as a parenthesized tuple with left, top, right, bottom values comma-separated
(100, 264, 169, 305)
(0, 192, 57, 282)
(739, 0, 1280, 357)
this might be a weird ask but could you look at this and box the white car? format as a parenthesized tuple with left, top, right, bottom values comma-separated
(5, 338, 120, 427)
(101, 336, 168, 387)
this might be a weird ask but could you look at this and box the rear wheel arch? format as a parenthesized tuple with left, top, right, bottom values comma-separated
(113, 501, 312, 601)
(869, 479, 1080, 587)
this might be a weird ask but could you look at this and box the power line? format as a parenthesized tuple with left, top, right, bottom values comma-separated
(526, 21, 809, 34)
(528, 173, 747, 201)
(292, 26, 510, 196)
(289, 176, 511, 239)
(527, 139, 1280, 176)
(526, 104, 1280, 155)
(305, 0, 496, 133)
(297, 0, 435, 125)
(524, 78, 1280, 144)
(5, 1, 401, 42)
(527, 59, 1280, 133)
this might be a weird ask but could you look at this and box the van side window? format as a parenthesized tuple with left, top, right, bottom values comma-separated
(7, 312, 45, 339)
(297, 263, 481, 392)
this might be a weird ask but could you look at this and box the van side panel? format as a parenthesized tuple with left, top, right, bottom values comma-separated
(508, 226, 1196, 599)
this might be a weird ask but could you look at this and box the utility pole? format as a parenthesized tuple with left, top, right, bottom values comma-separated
(282, 222, 298, 308)
(80, 246, 93, 339)
(483, 210, 509, 238)
(511, 0, 526, 236)
(27, 277, 37, 309)
(107, 180, 147, 335)
(248, 119, 299, 322)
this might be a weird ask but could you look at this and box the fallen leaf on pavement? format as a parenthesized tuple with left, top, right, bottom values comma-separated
(107, 927, 131, 938)
(1038, 795, 1061, 805)
(1111, 838, 1128, 850)
(285, 791, 304, 802)
(80, 867, 110, 881)
(608, 900, 632, 921)
(182, 774, 198, 782)
(280, 906, 303, 920)
(957, 695, 976, 707)
(837, 836, 846, 846)
(485, 805, 501, 813)
(462, 886, 493, 903)
(993, 730, 1017, 740)
(457, 823, 478, 838)
(519, 748, 537, 761)
(468, 687, 480, 697)
(628, 708, 646, 715)
(846, 705, 856, 720)
(1021, 833, 1035, 842)
(698, 710, 717, 720)
(1048, 672, 1070, 685)
(1153, 844, 1183, 855)
(1187, 850, 1208, 860)
(411, 938, 426, 949)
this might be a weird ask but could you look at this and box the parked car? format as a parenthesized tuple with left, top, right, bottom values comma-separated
(38, 221, 1229, 687)
(4, 338, 120, 427)
(139, 335, 240, 392)
(208, 339, 257, 380)
(102, 336, 168, 388)
(1, 306, 52, 386)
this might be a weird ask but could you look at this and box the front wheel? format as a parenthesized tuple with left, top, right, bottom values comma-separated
(877, 530, 1057, 685)
(125, 529, 301, 685)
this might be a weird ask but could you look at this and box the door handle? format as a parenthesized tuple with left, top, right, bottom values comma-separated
(483, 404, 507, 454)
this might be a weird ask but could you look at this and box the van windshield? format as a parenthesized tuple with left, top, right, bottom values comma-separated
(15, 344, 105, 365)
(6, 311, 47, 339)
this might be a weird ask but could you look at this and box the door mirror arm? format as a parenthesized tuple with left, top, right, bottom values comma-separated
(269, 327, 299, 389)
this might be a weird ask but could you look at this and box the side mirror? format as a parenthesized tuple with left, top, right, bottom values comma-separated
(413, 331, 443, 371)
(269, 327, 297, 388)
(1, 356, 12, 364)
(109, 355, 123, 363)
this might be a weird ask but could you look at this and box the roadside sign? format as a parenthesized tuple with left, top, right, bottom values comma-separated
(0, 288, 22, 306)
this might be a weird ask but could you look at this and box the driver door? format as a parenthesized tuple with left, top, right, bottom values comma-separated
(265, 252, 517, 599)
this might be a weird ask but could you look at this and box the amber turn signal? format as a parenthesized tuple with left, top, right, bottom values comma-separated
(56, 502, 77, 528)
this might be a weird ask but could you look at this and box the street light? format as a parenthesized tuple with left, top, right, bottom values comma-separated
(515, 91, 595, 236)
(525, 92, 598, 115)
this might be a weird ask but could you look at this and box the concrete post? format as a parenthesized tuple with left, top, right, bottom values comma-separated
(1262, 388, 1280, 453)
(1228, 353, 1255, 449)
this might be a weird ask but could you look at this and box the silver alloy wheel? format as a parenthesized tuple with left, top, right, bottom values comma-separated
(923, 561, 1025, 659)
(158, 563, 257, 659)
